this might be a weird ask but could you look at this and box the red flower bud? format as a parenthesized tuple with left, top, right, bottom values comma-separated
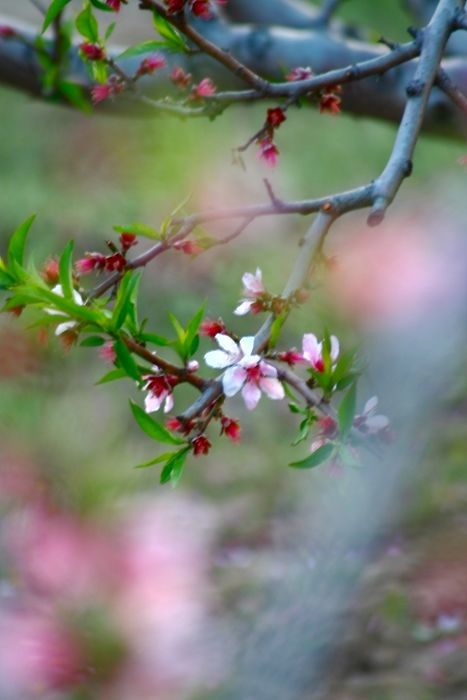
(199, 318, 225, 337)
(105, 253, 126, 272)
(266, 107, 286, 129)
(79, 42, 105, 61)
(317, 415, 338, 438)
(41, 258, 60, 285)
(192, 435, 211, 456)
(0, 25, 16, 38)
(220, 416, 240, 442)
(119, 233, 138, 251)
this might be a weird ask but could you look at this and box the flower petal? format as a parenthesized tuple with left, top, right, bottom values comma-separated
(55, 320, 76, 336)
(215, 333, 239, 356)
(259, 376, 284, 400)
(239, 336, 255, 357)
(239, 354, 261, 368)
(145, 392, 163, 413)
(259, 360, 277, 378)
(163, 392, 174, 414)
(363, 396, 378, 415)
(242, 269, 263, 295)
(234, 300, 253, 316)
(366, 414, 390, 432)
(330, 335, 340, 362)
(241, 381, 262, 410)
(204, 350, 232, 369)
(222, 366, 246, 396)
(302, 333, 321, 364)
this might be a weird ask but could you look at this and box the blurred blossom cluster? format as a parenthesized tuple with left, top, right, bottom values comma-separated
(0, 449, 225, 699)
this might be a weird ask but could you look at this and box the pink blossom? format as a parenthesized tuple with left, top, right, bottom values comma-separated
(234, 268, 265, 315)
(302, 333, 339, 372)
(143, 374, 177, 413)
(204, 334, 284, 410)
(137, 53, 167, 76)
(75, 252, 106, 274)
(258, 138, 279, 167)
(0, 609, 83, 692)
(191, 77, 216, 98)
(287, 66, 313, 81)
(99, 340, 117, 364)
(79, 42, 105, 61)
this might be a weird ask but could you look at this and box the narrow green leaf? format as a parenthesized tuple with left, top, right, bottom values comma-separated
(91, 0, 115, 11)
(114, 338, 140, 380)
(116, 40, 169, 60)
(338, 382, 357, 437)
(168, 312, 186, 355)
(104, 20, 117, 40)
(159, 447, 190, 485)
(91, 61, 108, 85)
(95, 367, 127, 385)
(184, 303, 205, 357)
(42, 0, 72, 33)
(59, 240, 74, 299)
(112, 271, 141, 331)
(152, 10, 187, 52)
(113, 222, 161, 239)
(58, 81, 91, 112)
(139, 332, 170, 347)
(80, 335, 105, 347)
(289, 442, 335, 469)
(135, 451, 180, 469)
(129, 401, 185, 445)
(0, 269, 15, 290)
(7, 214, 36, 269)
(76, 2, 99, 42)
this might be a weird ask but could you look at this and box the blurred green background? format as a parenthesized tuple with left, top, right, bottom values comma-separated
(1, 1, 467, 699)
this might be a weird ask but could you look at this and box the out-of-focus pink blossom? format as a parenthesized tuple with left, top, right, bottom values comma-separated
(5, 508, 109, 598)
(326, 220, 449, 326)
(234, 268, 265, 315)
(99, 340, 117, 364)
(0, 609, 83, 692)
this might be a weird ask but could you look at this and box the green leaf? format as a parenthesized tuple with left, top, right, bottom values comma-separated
(7, 214, 36, 270)
(76, 2, 99, 43)
(139, 332, 170, 347)
(338, 382, 357, 437)
(59, 240, 74, 299)
(159, 447, 190, 485)
(0, 269, 15, 291)
(112, 271, 141, 331)
(80, 335, 105, 347)
(113, 222, 161, 239)
(91, 0, 115, 11)
(152, 10, 187, 52)
(268, 312, 286, 349)
(104, 21, 117, 40)
(135, 451, 180, 469)
(116, 40, 169, 60)
(289, 442, 335, 469)
(42, 0, 72, 33)
(95, 367, 127, 384)
(291, 416, 313, 446)
(91, 61, 108, 84)
(58, 81, 92, 112)
(129, 401, 185, 445)
(114, 338, 140, 380)
(183, 303, 205, 358)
